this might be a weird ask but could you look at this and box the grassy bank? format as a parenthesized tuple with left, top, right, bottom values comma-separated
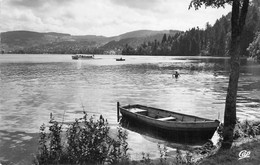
(200, 137, 260, 165)
(198, 120, 260, 165)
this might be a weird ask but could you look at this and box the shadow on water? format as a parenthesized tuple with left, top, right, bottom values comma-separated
(120, 117, 211, 146)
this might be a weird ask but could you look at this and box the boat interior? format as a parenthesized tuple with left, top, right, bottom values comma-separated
(124, 104, 211, 122)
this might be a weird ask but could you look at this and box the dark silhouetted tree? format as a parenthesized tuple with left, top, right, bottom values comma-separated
(189, 0, 249, 149)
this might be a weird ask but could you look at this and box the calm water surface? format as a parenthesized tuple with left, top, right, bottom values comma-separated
(0, 54, 260, 163)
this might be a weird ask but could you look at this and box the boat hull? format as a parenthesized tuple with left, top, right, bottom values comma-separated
(116, 59, 125, 61)
(72, 55, 79, 60)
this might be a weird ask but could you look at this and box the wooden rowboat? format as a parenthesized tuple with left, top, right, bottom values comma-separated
(117, 102, 220, 141)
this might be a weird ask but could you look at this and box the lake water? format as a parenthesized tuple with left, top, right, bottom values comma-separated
(0, 54, 260, 164)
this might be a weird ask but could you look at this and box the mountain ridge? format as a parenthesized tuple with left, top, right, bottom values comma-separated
(1, 29, 181, 54)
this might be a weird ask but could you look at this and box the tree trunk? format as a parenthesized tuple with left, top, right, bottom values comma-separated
(221, 0, 249, 149)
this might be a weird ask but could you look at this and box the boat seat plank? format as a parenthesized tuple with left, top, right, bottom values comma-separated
(129, 108, 148, 114)
(157, 116, 176, 121)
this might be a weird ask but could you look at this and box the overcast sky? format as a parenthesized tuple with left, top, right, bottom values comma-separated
(0, 0, 232, 37)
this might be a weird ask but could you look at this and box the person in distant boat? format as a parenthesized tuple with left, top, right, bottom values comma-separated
(172, 71, 180, 78)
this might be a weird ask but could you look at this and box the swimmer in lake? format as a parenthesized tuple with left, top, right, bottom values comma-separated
(172, 71, 180, 78)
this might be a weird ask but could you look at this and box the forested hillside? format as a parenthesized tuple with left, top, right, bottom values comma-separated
(122, 1, 260, 57)
(1, 30, 177, 54)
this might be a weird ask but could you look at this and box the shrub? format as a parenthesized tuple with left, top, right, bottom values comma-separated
(34, 113, 129, 165)
(217, 120, 260, 140)
(141, 152, 152, 165)
(233, 120, 260, 140)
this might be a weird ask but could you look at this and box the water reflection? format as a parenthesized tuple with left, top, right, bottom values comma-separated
(120, 117, 208, 145)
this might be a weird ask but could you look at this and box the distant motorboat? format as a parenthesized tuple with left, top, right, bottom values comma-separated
(116, 57, 125, 61)
(72, 54, 94, 60)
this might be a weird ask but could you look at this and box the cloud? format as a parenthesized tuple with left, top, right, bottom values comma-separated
(8, 0, 73, 9)
(8, 0, 44, 8)
(110, 0, 162, 10)
(0, 0, 232, 36)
